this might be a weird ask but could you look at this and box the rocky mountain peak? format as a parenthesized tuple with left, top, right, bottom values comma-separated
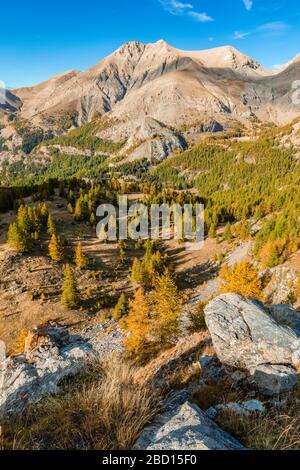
(4, 39, 300, 135)
(116, 40, 146, 56)
(180, 44, 268, 75)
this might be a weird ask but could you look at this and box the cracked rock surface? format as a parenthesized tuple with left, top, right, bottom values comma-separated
(133, 402, 245, 450)
(204, 294, 300, 396)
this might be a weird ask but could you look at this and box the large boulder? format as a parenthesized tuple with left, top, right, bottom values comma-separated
(204, 294, 300, 396)
(133, 402, 245, 450)
(269, 304, 300, 334)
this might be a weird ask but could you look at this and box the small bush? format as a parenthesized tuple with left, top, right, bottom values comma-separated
(188, 302, 208, 333)
(112, 293, 128, 321)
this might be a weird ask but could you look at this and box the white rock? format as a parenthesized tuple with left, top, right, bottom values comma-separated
(207, 400, 266, 419)
(205, 294, 300, 396)
(134, 402, 245, 450)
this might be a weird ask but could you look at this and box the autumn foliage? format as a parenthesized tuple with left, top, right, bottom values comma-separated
(74, 242, 88, 270)
(219, 261, 263, 300)
(122, 269, 182, 357)
(121, 288, 152, 355)
(48, 234, 64, 262)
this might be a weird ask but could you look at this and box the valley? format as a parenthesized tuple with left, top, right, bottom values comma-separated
(1, 39, 300, 452)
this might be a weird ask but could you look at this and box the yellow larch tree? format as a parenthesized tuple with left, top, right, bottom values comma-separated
(150, 269, 182, 343)
(61, 264, 80, 309)
(48, 234, 64, 262)
(74, 242, 88, 270)
(219, 261, 263, 300)
(121, 288, 152, 356)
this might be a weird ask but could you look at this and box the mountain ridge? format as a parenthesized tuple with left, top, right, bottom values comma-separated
(1, 40, 300, 162)
(4, 40, 300, 128)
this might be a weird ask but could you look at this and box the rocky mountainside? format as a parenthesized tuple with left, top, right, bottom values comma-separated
(4, 40, 300, 129)
(0, 90, 22, 115)
(2, 293, 300, 450)
(1, 40, 300, 164)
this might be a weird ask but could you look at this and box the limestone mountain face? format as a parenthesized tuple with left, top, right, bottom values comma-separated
(99, 116, 187, 162)
(8, 40, 300, 130)
(1, 40, 300, 163)
(0, 89, 22, 115)
(250, 60, 300, 123)
(176, 44, 270, 77)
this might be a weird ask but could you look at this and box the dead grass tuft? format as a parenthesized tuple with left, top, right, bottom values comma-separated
(216, 410, 300, 450)
(208, 382, 300, 450)
(191, 380, 244, 411)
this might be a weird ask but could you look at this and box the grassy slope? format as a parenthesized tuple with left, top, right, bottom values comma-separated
(45, 120, 124, 154)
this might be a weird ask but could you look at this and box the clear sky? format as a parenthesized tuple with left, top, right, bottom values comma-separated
(1, 0, 300, 88)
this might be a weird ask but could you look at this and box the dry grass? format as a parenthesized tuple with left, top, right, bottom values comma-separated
(188, 301, 208, 334)
(212, 384, 300, 450)
(134, 332, 209, 386)
(216, 410, 300, 450)
(0, 358, 162, 450)
(167, 362, 202, 391)
(191, 380, 245, 411)
(191, 373, 300, 450)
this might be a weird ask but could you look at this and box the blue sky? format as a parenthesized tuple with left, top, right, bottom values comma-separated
(1, 0, 300, 88)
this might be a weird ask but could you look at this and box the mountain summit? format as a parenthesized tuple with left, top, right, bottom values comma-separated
(3, 40, 300, 130)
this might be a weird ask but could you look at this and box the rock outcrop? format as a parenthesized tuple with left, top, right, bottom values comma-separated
(199, 356, 227, 385)
(0, 322, 123, 419)
(0, 341, 5, 363)
(100, 116, 187, 162)
(269, 304, 300, 334)
(0, 325, 93, 418)
(133, 402, 245, 450)
(187, 121, 224, 135)
(125, 117, 187, 162)
(0, 89, 22, 115)
(204, 294, 300, 396)
(263, 265, 299, 305)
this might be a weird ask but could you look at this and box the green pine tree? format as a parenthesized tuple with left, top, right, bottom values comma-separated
(74, 242, 88, 270)
(61, 264, 80, 309)
(112, 293, 128, 321)
(47, 214, 56, 236)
